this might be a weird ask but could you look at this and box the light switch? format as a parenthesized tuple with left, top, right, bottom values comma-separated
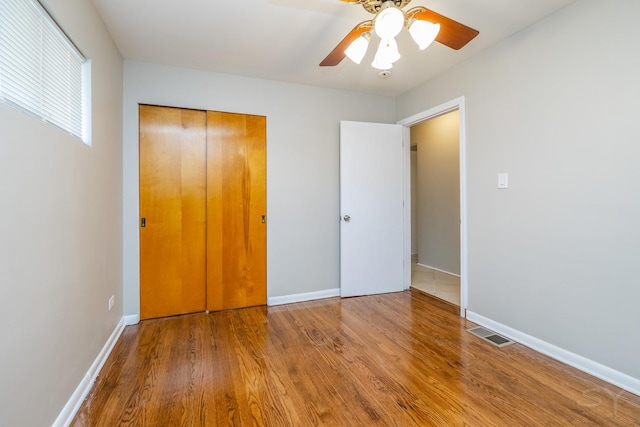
(498, 173, 508, 189)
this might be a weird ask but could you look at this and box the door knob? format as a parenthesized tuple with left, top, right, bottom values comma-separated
(343, 215, 351, 222)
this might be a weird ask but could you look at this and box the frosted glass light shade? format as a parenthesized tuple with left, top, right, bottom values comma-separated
(409, 20, 440, 50)
(371, 55, 393, 70)
(379, 38, 401, 63)
(345, 32, 371, 64)
(371, 38, 400, 70)
(374, 5, 404, 39)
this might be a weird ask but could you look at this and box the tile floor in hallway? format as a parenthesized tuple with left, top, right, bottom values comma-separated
(411, 262, 460, 306)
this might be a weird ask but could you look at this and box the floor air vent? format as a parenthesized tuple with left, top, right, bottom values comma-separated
(467, 326, 515, 348)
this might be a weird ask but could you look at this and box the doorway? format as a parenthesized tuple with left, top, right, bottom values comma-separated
(409, 110, 460, 305)
(399, 97, 468, 316)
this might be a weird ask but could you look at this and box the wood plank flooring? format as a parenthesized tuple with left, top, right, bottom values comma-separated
(72, 290, 640, 426)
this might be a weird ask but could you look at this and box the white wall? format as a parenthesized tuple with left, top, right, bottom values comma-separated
(123, 61, 396, 316)
(397, 0, 640, 380)
(0, 0, 123, 425)
(411, 111, 460, 274)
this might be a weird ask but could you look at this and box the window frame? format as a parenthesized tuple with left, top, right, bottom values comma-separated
(0, 0, 91, 145)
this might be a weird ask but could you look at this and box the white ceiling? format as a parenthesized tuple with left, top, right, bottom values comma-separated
(90, 0, 577, 97)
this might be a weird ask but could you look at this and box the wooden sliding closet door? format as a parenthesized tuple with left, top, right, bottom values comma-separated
(207, 112, 267, 311)
(139, 105, 207, 320)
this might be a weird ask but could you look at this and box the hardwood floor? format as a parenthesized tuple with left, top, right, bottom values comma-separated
(72, 290, 640, 426)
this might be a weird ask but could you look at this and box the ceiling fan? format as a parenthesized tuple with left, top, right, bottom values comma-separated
(320, 0, 479, 69)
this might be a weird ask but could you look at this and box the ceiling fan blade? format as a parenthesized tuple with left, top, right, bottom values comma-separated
(320, 21, 372, 66)
(407, 7, 479, 50)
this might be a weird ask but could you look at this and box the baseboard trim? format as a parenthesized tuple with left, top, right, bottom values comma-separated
(268, 288, 340, 306)
(124, 314, 140, 325)
(466, 311, 640, 397)
(52, 317, 126, 427)
(416, 263, 460, 278)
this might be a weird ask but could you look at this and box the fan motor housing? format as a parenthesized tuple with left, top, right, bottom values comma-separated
(361, 0, 412, 14)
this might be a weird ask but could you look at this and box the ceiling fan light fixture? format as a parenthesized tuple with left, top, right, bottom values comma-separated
(345, 32, 371, 64)
(374, 2, 405, 39)
(409, 19, 441, 50)
(320, 2, 479, 68)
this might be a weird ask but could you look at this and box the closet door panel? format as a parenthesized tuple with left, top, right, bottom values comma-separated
(207, 111, 267, 311)
(139, 105, 207, 319)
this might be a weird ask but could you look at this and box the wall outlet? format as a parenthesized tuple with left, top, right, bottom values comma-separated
(108, 295, 115, 311)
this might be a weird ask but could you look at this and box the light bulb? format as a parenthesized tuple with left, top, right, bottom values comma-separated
(374, 3, 405, 39)
(371, 56, 393, 70)
(345, 32, 371, 64)
(376, 38, 400, 63)
(371, 38, 400, 70)
(409, 20, 440, 50)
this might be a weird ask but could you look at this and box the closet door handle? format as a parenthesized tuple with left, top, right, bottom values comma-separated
(141, 218, 146, 227)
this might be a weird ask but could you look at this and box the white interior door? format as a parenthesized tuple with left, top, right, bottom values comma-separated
(340, 120, 404, 297)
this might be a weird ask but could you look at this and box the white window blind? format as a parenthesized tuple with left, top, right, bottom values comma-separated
(0, 0, 88, 142)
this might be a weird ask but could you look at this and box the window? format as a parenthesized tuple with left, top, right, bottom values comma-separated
(0, 0, 90, 143)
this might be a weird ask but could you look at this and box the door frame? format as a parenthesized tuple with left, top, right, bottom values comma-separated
(398, 96, 468, 317)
